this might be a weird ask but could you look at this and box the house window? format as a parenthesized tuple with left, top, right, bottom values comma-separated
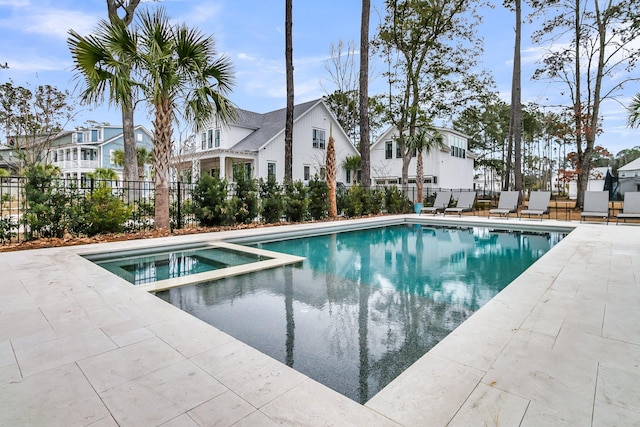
(268, 162, 276, 180)
(109, 150, 115, 166)
(76, 132, 83, 143)
(303, 165, 310, 181)
(450, 135, 467, 159)
(91, 129, 98, 142)
(320, 167, 326, 180)
(396, 142, 402, 159)
(207, 130, 213, 148)
(385, 141, 392, 159)
(210, 168, 220, 178)
(215, 129, 220, 147)
(201, 133, 206, 150)
(136, 133, 142, 142)
(346, 169, 351, 184)
(313, 129, 326, 149)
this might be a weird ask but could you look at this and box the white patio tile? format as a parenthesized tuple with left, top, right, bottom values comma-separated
(15, 328, 116, 378)
(100, 319, 155, 347)
(147, 312, 236, 358)
(447, 383, 530, 427)
(595, 364, 640, 412)
(0, 363, 109, 426)
(159, 413, 199, 427)
(77, 336, 185, 393)
(192, 340, 307, 408)
(603, 302, 640, 346)
(87, 416, 120, 427)
(366, 353, 483, 426)
(263, 378, 400, 427)
(428, 319, 514, 371)
(231, 410, 280, 427)
(592, 397, 640, 427)
(187, 390, 256, 427)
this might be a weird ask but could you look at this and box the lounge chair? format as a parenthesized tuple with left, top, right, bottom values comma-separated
(488, 191, 519, 219)
(444, 191, 476, 216)
(580, 191, 610, 223)
(420, 191, 451, 215)
(519, 191, 551, 220)
(616, 192, 640, 224)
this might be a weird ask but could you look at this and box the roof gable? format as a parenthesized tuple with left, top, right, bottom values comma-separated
(230, 99, 321, 152)
(619, 157, 640, 171)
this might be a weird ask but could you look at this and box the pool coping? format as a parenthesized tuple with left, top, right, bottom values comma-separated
(83, 241, 306, 293)
(1, 214, 639, 426)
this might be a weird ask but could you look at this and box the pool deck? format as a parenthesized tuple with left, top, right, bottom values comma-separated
(1, 216, 639, 426)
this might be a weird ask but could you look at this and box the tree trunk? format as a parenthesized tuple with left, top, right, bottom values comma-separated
(359, 0, 371, 188)
(284, 0, 294, 182)
(512, 0, 523, 194)
(326, 129, 337, 218)
(153, 101, 172, 230)
(122, 100, 138, 183)
(416, 150, 423, 203)
(573, 0, 585, 208)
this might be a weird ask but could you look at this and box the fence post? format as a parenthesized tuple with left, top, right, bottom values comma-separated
(176, 181, 182, 230)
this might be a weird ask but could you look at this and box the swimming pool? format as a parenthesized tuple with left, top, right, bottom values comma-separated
(156, 224, 565, 403)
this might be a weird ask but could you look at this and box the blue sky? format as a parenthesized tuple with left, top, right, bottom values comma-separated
(0, 0, 638, 156)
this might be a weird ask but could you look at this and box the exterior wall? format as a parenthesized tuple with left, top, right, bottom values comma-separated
(370, 126, 474, 190)
(255, 103, 358, 183)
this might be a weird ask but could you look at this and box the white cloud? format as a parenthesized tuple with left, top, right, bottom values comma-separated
(0, 7, 98, 39)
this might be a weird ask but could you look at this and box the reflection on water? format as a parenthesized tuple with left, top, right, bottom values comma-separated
(156, 224, 564, 404)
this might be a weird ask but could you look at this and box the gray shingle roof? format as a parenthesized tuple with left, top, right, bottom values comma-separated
(230, 98, 321, 152)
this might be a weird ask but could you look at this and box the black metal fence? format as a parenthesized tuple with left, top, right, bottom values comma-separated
(0, 176, 199, 243)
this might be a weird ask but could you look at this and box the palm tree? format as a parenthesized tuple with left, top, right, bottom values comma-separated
(405, 126, 444, 205)
(342, 154, 361, 185)
(629, 93, 640, 128)
(134, 8, 235, 229)
(326, 124, 337, 218)
(113, 147, 153, 179)
(68, 16, 139, 183)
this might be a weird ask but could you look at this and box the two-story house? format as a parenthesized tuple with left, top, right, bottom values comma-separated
(617, 157, 640, 194)
(370, 126, 476, 190)
(49, 125, 154, 183)
(182, 99, 359, 183)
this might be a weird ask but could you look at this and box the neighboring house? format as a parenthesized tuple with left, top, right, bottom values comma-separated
(617, 157, 640, 194)
(181, 99, 359, 183)
(567, 166, 611, 199)
(370, 126, 476, 190)
(49, 125, 154, 182)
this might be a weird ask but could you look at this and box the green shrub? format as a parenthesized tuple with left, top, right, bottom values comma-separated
(384, 186, 412, 214)
(192, 174, 232, 226)
(230, 169, 259, 224)
(259, 177, 284, 223)
(308, 176, 329, 220)
(0, 216, 16, 243)
(340, 185, 383, 217)
(284, 180, 309, 222)
(23, 165, 72, 240)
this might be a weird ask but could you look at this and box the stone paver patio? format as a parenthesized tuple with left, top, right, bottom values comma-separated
(1, 215, 639, 426)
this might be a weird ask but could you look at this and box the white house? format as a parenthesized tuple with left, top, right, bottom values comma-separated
(567, 166, 610, 199)
(617, 157, 640, 194)
(49, 124, 154, 182)
(183, 99, 359, 183)
(370, 125, 476, 190)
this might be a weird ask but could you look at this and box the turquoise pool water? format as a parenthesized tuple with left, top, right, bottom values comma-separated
(96, 246, 268, 285)
(156, 224, 564, 403)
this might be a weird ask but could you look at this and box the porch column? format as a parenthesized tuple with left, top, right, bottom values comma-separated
(219, 155, 226, 179)
(76, 146, 81, 165)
